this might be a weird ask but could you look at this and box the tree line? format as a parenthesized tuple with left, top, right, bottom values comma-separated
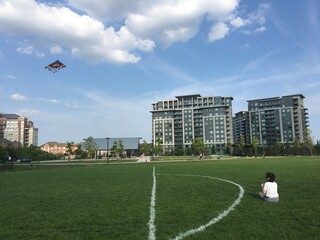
(1, 134, 319, 163)
(139, 137, 320, 157)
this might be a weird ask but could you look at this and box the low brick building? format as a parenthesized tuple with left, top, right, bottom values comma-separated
(40, 142, 78, 156)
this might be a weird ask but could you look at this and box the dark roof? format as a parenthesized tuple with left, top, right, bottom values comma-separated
(247, 94, 305, 103)
(40, 142, 67, 147)
(93, 138, 141, 150)
(247, 97, 279, 103)
(175, 94, 202, 98)
(282, 94, 305, 99)
(0, 114, 20, 119)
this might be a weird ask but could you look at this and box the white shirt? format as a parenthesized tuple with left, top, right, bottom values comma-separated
(263, 182, 279, 198)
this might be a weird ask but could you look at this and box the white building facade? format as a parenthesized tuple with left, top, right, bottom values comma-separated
(151, 94, 234, 154)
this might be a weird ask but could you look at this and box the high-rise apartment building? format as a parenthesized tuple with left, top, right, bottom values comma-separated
(247, 94, 308, 146)
(232, 111, 250, 145)
(0, 114, 38, 146)
(151, 94, 233, 153)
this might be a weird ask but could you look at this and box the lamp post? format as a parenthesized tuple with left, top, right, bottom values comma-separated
(106, 137, 110, 164)
(138, 137, 142, 153)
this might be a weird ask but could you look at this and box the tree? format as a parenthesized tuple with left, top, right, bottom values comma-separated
(111, 141, 118, 157)
(304, 129, 314, 156)
(140, 140, 150, 156)
(284, 140, 291, 156)
(1, 145, 63, 162)
(211, 144, 216, 155)
(293, 137, 302, 155)
(117, 140, 125, 158)
(238, 134, 246, 156)
(225, 141, 232, 155)
(66, 141, 74, 159)
(152, 138, 162, 159)
(251, 137, 259, 158)
(83, 136, 98, 159)
(0, 147, 8, 160)
(275, 139, 281, 156)
(315, 140, 320, 155)
(74, 144, 87, 159)
(192, 138, 206, 158)
(174, 145, 185, 156)
(110, 140, 125, 159)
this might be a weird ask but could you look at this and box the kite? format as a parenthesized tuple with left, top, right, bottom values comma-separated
(45, 60, 66, 73)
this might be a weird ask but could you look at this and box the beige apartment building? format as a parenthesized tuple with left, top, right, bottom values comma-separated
(0, 114, 38, 146)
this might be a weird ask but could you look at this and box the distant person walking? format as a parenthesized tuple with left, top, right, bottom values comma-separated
(259, 172, 279, 202)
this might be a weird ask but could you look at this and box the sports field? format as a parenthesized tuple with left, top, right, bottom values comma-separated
(1, 157, 319, 240)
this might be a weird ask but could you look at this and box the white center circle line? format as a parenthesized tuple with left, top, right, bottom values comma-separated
(148, 168, 245, 240)
(148, 166, 157, 240)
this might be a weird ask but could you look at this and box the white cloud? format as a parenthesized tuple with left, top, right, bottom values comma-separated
(67, 0, 146, 22)
(17, 45, 34, 55)
(0, 0, 268, 63)
(6, 75, 16, 80)
(35, 51, 45, 58)
(50, 44, 63, 54)
(65, 102, 81, 109)
(47, 99, 61, 104)
(0, 0, 154, 63)
(233, 3, 269, 35)
(125, 0, 239, 47)
(38, 97, 83, 109)
(11, 93, 28, 101)
(255, 26, 266, 32)
(17, 109, 41, 119)
(241, 29, 251, 35)
(208, 22, 229, 41)
(16, 44, 45, 58)
(230, 17, 245, 28)
(39, 97, 61, 104)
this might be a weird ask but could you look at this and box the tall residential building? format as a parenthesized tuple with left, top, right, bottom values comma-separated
(28, 127, 39, 146)
(0, 114, 38, 146)
(247, 94, 309, 146)
(151, 94, 233, 153)
(233, 111, 250, 145)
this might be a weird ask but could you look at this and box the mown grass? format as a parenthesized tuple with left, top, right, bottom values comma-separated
(1, 157, 320, 239)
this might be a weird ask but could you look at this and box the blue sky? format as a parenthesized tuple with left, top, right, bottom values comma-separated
(1, 0, 320, 145)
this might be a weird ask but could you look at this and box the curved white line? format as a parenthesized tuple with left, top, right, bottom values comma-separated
(148, 166, 157, 240)
(158, 174, 245, 240)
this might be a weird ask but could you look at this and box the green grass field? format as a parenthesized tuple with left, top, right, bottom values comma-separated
(1, 157, 320, 240)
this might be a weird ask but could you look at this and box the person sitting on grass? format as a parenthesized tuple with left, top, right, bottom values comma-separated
(259, 172, 279, 203)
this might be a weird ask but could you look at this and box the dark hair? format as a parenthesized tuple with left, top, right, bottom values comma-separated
(265, 172, 276, 182)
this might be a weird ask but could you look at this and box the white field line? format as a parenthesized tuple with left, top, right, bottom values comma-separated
(148, 166, 157, 240)
(158, 174, 245, 240)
